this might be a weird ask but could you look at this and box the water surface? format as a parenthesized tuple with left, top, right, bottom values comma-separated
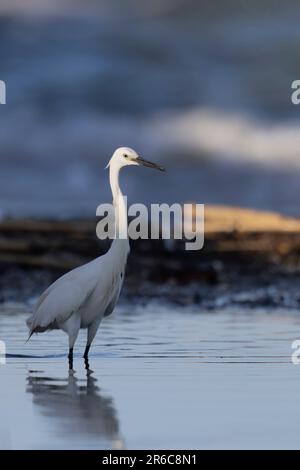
(1, 304, 300, 449)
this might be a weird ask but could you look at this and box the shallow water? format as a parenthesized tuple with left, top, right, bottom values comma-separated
(1, 303, 300, 449)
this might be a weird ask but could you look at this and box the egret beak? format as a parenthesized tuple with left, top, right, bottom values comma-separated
(136, 156, 166, 172)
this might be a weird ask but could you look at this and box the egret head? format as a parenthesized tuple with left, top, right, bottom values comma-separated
(107, 147, 165, 172)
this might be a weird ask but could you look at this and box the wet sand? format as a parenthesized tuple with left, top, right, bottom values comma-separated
(1, 303, 300, 449)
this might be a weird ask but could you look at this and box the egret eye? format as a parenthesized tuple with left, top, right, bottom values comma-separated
(123, 154, 129, 159)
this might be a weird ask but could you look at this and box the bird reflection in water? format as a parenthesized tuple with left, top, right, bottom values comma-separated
(26, 369, 124, 449)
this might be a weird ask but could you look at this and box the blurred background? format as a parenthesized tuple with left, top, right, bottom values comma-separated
(3, 3, 300, 451)
(0, 0, 300, 218)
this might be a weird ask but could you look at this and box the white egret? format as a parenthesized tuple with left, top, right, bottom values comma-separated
(27, 147, 165, 368)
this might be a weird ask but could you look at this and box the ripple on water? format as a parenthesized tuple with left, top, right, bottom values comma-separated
(1, 303, 300, 449)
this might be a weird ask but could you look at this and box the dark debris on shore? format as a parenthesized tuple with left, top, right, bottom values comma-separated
(0, 207, 300, 310)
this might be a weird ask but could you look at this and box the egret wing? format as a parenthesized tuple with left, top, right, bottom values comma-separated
(29, 276, 96, 333)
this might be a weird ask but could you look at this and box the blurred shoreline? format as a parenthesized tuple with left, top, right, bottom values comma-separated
(0, 205, 299, 310)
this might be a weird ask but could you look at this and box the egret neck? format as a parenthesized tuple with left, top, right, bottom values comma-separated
(109, 160, 130, 261)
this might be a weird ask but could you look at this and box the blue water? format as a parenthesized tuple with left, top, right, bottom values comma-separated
(1, 303, 300, 449)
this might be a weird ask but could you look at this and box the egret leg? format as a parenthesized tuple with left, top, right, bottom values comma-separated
(68, 348, 73, 370)
(61, 314, 81, 370)
(83, 318, 101, 363)
(83, 344, 91, 370)
(83, 342, 93, 373)
(83, 344, 90, 360)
